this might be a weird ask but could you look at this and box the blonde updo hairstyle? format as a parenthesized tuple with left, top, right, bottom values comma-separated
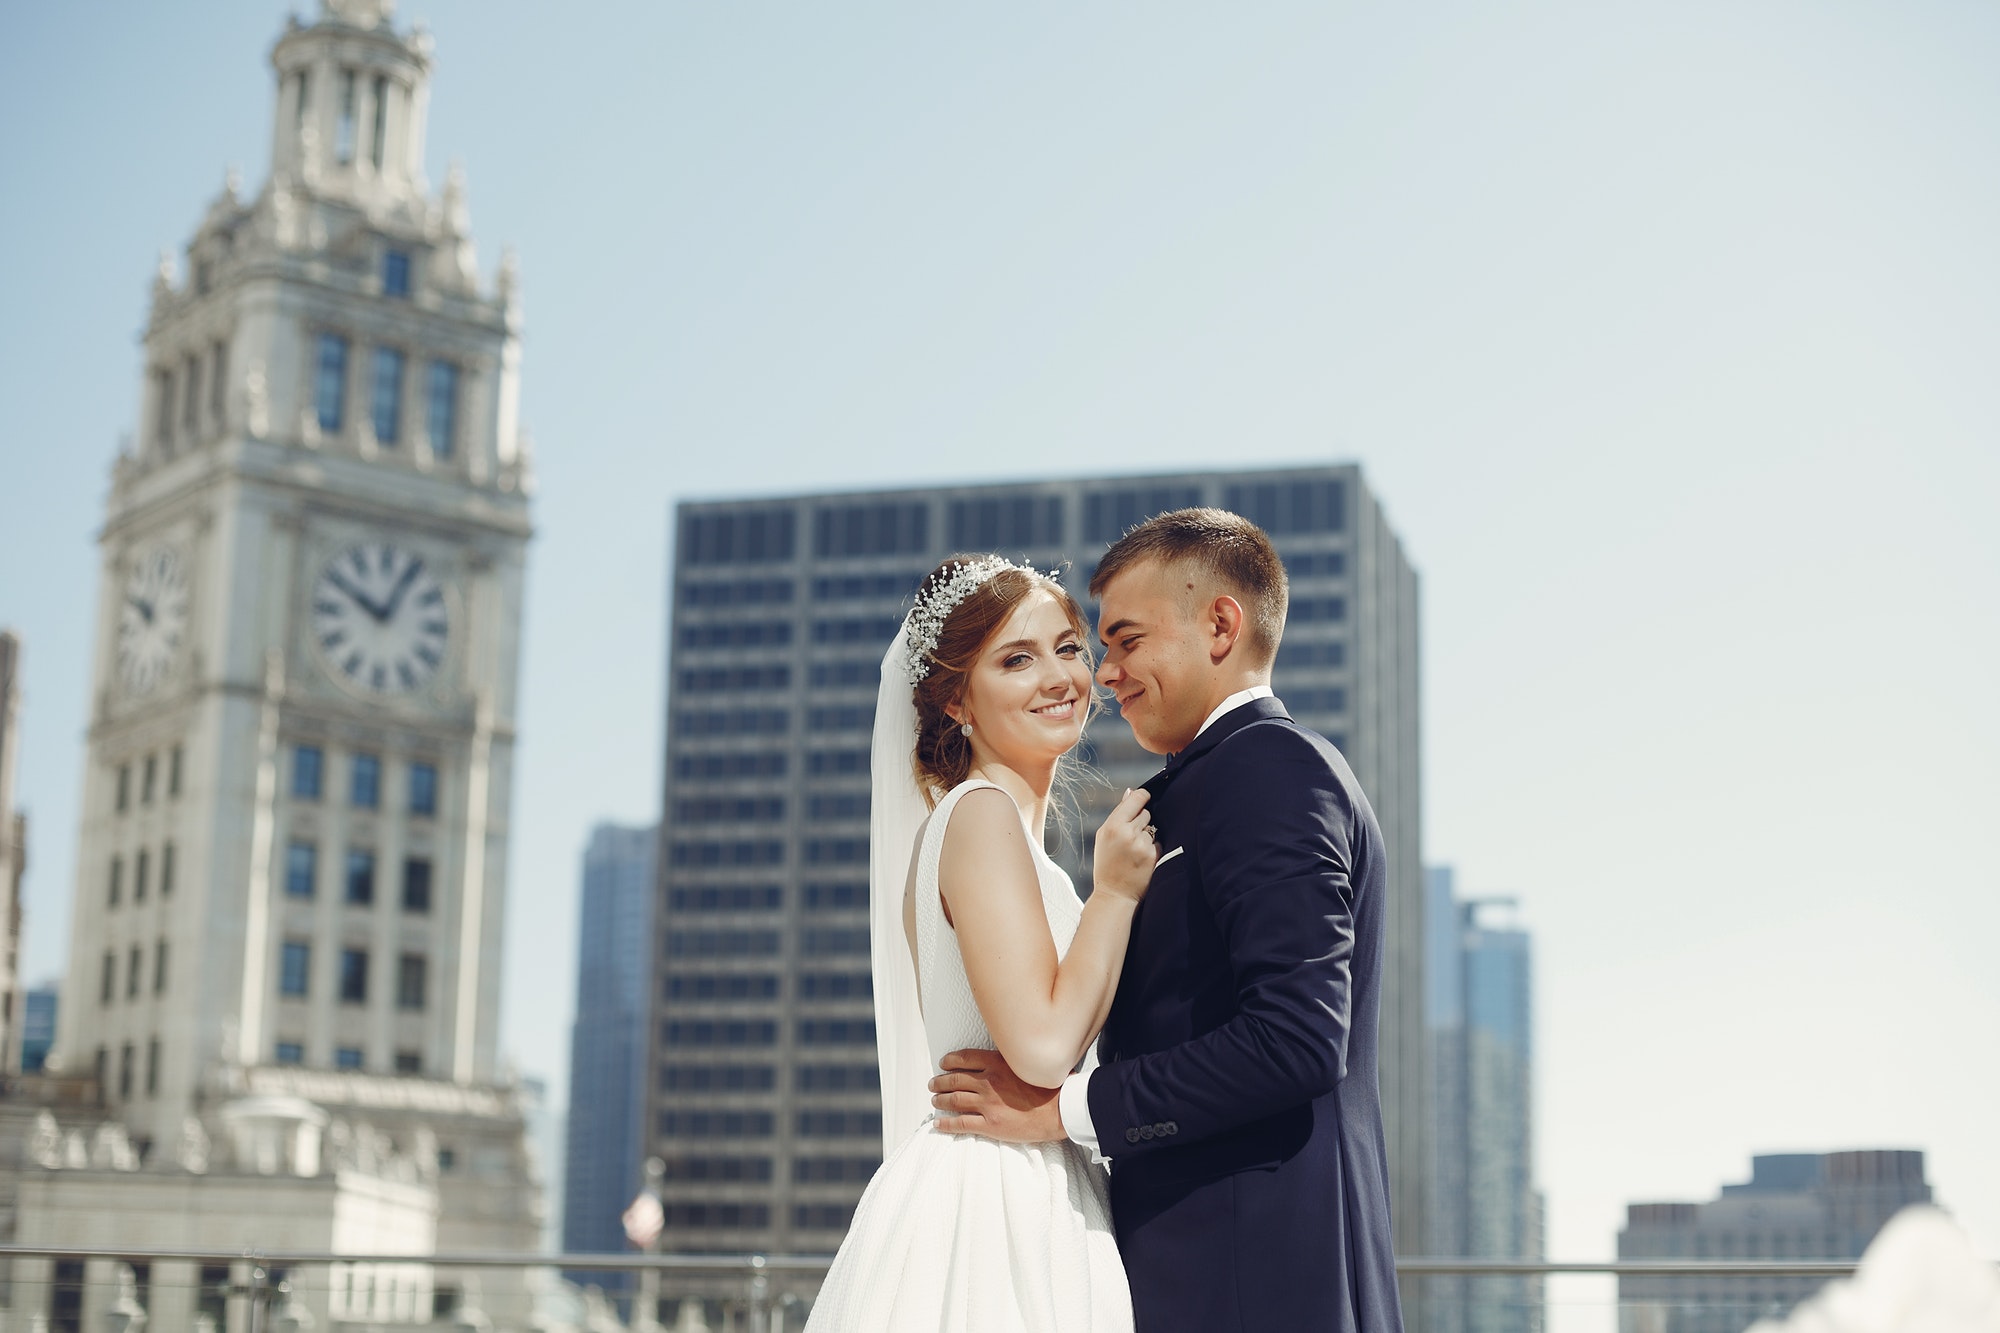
(910, 557, 1096, 807)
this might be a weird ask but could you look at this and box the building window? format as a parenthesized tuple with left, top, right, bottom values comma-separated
(280, 941, 310, 997)
(142, 753, 157, 804)
(154, 940, 168, 995)
(1221, 479, 1347, 535)
(107, 855, 122, 907)
(345, 850, 376, 906)
(146, 1038, 161, 1097)
(293, 744, 324, 799)
(370, 75, 390, 170)
(116, 763, 131, 813)
(100, 952, 115, 1005)
(285, 841, 317, 899)
(408, 762, 438, 816)
(335, 68, 357, 164)
(335, 1047, 365, 1070)
(370, 347, 404, 443)
(395, 1050, 422, 1074)
(126, 946, 142, 1000)
(210, 343, 227, 423)
(679, 508, 797, 566)
(160, 842, 175, 898)
(383, 248, 410, 297)
(315, 335, 349, 433)
(183, 355, 202, 434)
(275, 1041, 304, 1065)
(168, 745, 183, 797)
(339, 949, 369, 1004)
(948, 494, 1065, 550)
(351, 753, 381, 808)
(155, 369, 175, 452)
(134, 848, 150, 902)
(425, 361, 458, 459)
(1082, 486, 1204, 544)
(811, 501, 930, 557)
(118, 1043, 134, 1100)
(402, 857, 432, 913)
(397, 955, 426, 1011)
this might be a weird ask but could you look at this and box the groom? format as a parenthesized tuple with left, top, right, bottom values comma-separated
(930, 508, 1404, 1332)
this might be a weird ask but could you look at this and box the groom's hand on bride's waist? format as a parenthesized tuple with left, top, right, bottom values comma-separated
(929, 1050, 1066, 1144)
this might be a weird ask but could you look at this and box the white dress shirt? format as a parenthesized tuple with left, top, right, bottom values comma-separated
(1057, 685, 1275, 1158)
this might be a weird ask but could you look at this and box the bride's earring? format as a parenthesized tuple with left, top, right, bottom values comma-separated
(960, 722, 973, 737)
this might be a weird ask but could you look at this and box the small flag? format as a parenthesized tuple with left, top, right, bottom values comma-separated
(622, 1189, 664, 1250)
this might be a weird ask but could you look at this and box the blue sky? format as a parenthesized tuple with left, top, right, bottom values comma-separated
(4, 0, 1997, 1305)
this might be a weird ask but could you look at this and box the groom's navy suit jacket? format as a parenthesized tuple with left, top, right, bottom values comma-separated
(1089, 696, 1404, 1333)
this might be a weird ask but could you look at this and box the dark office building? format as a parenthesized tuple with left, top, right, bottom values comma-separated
(649, 465, 1424, 1258)
(1618, 1150, 1933, 1333)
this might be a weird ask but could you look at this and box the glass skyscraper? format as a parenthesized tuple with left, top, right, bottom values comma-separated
(563, 823, 658, 1269)
(648, 464, 1424, 1260)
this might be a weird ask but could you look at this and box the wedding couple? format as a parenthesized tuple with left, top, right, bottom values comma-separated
(804, 509, 1403, 1333)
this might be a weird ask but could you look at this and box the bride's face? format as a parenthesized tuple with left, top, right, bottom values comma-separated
(949, 590, 1092, 766)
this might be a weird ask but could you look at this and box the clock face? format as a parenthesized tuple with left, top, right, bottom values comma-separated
(310, 542, 451, 695)
(117, 544, 190, 697)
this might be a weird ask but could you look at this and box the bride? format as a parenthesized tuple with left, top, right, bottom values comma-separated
(805, 555, 1158, 1332)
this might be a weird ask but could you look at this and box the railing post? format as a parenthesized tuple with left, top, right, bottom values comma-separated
(745, 1256, 769, 1333)
(243, 1262, 268, 1333)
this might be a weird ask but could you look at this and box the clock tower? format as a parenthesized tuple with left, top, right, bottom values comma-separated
(56, 0, 533, 1156)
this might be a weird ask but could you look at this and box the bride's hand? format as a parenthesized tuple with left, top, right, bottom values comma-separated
(1093, 787, 1158, 903)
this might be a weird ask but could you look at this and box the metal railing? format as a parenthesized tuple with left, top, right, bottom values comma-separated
(0, 1245, 1881, 1333)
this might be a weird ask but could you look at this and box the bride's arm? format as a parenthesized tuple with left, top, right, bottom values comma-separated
(939, 786, 1155, 1089)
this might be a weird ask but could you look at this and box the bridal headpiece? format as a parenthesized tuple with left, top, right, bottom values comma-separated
(901, 556, 1058, 686)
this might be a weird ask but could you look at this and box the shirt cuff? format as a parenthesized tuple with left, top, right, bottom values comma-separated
(1060, 1071, 1106, 1165)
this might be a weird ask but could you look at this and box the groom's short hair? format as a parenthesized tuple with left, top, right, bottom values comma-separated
(1089, 508, 1289, 664)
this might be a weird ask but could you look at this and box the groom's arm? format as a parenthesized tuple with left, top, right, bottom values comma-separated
(1085, 725, 1359, 1158)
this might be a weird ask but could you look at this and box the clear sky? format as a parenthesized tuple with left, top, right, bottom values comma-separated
(3, 0, 1996, 1310)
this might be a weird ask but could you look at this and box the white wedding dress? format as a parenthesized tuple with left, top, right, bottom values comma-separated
(804, 779, 1134, 1333)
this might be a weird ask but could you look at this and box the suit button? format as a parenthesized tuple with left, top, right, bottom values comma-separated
(1125, 1127, 1141, 1144)
(1139, 1126, 1156, 1140)
(1164, 1122, 1179, 1136)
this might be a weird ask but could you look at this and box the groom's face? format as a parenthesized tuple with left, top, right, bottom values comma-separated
(1094, 558, 1213, 755)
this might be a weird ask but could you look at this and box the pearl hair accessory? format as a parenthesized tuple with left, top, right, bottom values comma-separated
(902, 556, 1058, 687)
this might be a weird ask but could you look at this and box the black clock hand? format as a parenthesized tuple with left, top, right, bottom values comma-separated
(126, 595, 156, 625)
(324, 569, 389, 622)
(381, 557, 426, 621)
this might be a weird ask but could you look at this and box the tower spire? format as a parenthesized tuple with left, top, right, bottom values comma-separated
(268, 0, 433, 204)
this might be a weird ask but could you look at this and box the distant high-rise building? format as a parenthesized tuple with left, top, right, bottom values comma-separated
(1424, 866, 1542, 1333)
(0, 632, 25, 1075)
(1619, 1151, 1932, 1333)
(19, 988, 57, 1076)
(563, 823, 657, 1269)
(648, 465, 1424, 1262)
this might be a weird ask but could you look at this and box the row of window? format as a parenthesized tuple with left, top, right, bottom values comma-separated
(278, 941, 427, 1010)
(681, 578, 795, 608)
(293, 745, 440, 815)
(312, 333, 460, 455)
(673, 796, 786, 824)
(664, 926, 871, 958)
(273, 1041, 426, 1075)
(677, 488, 1353, 571)
(660, 1018, 876, 1048)
(675, 615, 906, 653)
(679, 664, 792, 693)
(665, 882, 866, 913)
(98, 941, 168, 1005)
(664, 971, 869, 1002)
(674, 705, 878, 738)
(106, 844, 174, 906)
(286, 841, 433, 911)
(652, 1110, 881, 1139)
(113, 747, 183, 812)
(657, 1155, 883, 1184)
(1288, 595, 1347, 624)
(656, 1063, 878, 1093)
(1276, 638, 1347, 669)
(93, 1038, 164, 1101)
(668, 841, 784, 869)
(153, 345, 228, 454)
